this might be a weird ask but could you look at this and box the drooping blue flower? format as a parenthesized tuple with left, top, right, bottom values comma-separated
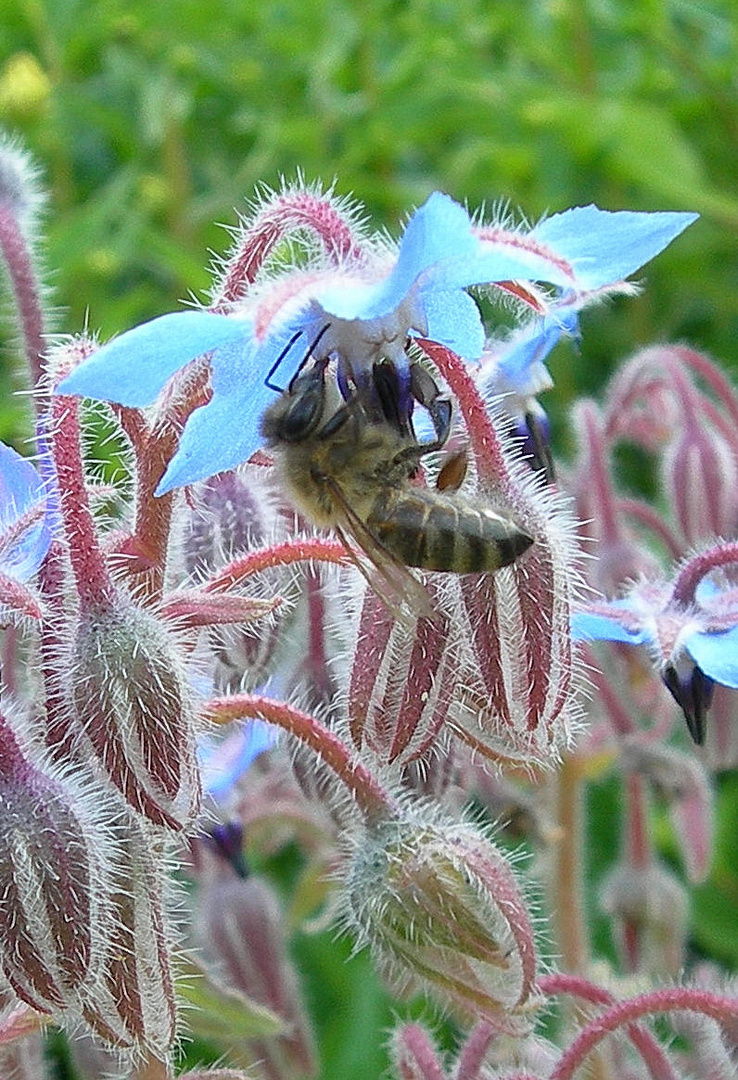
(199, 719, 277, 801)
(572, 560, 738, 745)
(55, 190, 697, 495)
(0, 441, 54, 581)
(477, 205, 698, 401)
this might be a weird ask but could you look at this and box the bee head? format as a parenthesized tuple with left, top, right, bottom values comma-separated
(260, 361, 329, 445)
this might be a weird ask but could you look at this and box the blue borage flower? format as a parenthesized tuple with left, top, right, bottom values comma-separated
(479, 203, 698, 396)
(55, 192, 696, 494)
(199, 719, 277, 801)
(0, 441, 54, 581)
(572, 570, 738, 745)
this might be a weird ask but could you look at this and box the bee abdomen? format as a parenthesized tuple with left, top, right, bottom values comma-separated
(368, 489, 533, 573)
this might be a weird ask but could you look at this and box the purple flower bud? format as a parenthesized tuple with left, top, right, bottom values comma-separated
(197, 871, 317, 1080)
(80, 812, 177, 1055)
(453, 493, 583, 769)
(664, 418, 738, 547)
(68, 594, 200, 829)
(181, 469, 299, 693)
(342, 813, 538, 1029)
(0, 713, 114, 1019)
(348, 581, 459, 766)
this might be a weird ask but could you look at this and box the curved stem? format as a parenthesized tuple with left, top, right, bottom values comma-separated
(549, 987, 738, 1080)
(538, 973, 678, 1080)
(418, 339, 511, 487)
(205, 537, 352, 592)
(212, 190, 366, 308)
(204, 693, 396, 825)
(671, 540, 738, 606)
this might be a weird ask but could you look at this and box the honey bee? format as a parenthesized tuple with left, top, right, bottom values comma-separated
(260, 355, 532, 609)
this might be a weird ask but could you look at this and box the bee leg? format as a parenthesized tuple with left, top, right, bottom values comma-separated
(409, 362, 452, 452)
(372, 360, 415, 437)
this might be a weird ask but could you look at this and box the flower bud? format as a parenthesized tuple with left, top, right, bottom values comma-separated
(0, 134, 45, 227)
(663, 419, 738, 547)
(445, 470, 583, 769)
(343, 813, 537, 1028)
(181, 468, 298, 693)
(703, 684, 738, 771)
(348, 579, 459, 766)
(197, 869, 317, 1080)
(0, 713, 114, 1019)
(601, 861, 688, 977)
(80, 810, 177, 1055)
(389, 1022, 445, 1080)
(621, 740, 713, 883)
(68, 594, 200, 829)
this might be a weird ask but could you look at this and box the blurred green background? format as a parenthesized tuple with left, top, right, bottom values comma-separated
(0, 0, 736, 443)
(1, 2, 736, 1077)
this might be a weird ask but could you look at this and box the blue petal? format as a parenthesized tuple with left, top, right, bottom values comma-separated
(571, 610, 651, 645)
(531, 207, 698, 290)
(419, 287, 486, 358)
(156, 339, 273, 493)
(200, 720, 277, 800)
(384, 192, 479, 301)
(496, 310, 580, 389)
(0, 442, 53, 580)
(686, 626, 738, 689)
(316, 193, 479, 322)
(56, 311, 253, 407)
(435, 244, 574, 292)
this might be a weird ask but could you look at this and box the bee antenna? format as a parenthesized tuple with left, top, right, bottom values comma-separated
(265, 330, 303, 391)
(287, 323, 333, 390)
(265, 323, 333, 393)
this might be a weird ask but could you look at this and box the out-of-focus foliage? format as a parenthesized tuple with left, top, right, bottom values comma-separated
(0, 0, 735, 435)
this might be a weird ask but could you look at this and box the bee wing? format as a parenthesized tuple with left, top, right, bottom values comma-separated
(321, 477, 436, 620)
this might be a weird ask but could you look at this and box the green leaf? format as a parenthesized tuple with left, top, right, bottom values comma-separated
(177, 955, 284, 1043)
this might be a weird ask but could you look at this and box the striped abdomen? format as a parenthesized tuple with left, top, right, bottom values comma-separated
(367, 486, 533, 573)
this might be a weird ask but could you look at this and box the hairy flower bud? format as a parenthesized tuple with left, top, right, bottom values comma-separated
(0, 135, 45, 229)
(68, 594, 200, 829)
(662, 400, 738, 546)
(601, 861, 688, 977)
(81, 811, 177, 1055)
(621, 740, 713, 883)
(342, 813, 537, 1029)
(0, 713, 114, 1019)
(452, 496, 582, 769)
(348, 580, 459, 766)
(198, 869, 316, 1080)
(181, 468, 298, 693)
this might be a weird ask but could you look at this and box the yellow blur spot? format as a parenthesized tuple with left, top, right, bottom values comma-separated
(0, 53, 51, 118)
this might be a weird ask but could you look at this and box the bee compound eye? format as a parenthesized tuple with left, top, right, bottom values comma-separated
(279, 384, 325, 441)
